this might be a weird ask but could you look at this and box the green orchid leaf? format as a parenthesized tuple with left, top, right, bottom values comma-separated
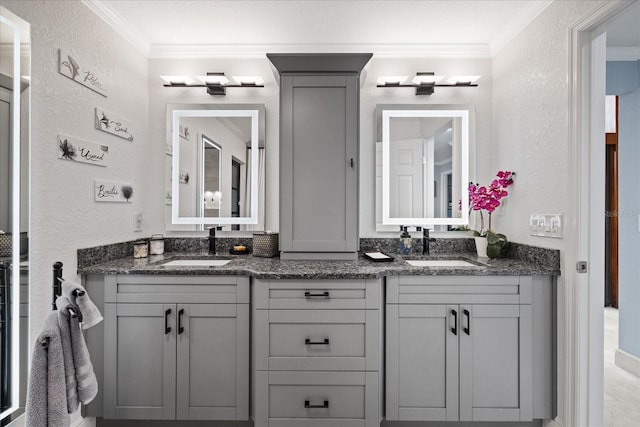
(486, 244, 501, 258)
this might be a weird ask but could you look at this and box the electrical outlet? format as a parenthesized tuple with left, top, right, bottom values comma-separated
(133, 212, 143, 232)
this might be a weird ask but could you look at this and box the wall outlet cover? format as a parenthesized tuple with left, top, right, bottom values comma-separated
(133, 212, 143, 232)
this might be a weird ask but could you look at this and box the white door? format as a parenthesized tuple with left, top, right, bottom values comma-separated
(389, 138, 434, 218)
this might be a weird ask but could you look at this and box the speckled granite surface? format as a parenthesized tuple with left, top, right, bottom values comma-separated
(78, 249, 560, 279)
(78, 237, 560, 278)
(77, 238, 254, 269)
(360, 237, 475, 255)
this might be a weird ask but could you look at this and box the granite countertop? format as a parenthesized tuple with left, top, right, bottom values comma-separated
(77, 250, 561, 279)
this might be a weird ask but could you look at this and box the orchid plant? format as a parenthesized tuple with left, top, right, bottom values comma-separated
(468, 171, 515, 258)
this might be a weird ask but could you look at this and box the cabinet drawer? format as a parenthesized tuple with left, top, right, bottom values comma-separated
(270, 385, 364, 419)
(255, 310, 380, 371)
(255, 371, 379, 427)
(387, 276, 532, 305)
(104, 275, 250, 304)
(253, 279, 381, 310)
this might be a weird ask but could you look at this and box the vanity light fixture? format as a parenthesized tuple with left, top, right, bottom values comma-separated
(161, 72, 265, 96)
(377, 72, 480, 95)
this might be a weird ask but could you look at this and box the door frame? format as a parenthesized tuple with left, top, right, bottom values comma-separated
(567, 1, 631, 426)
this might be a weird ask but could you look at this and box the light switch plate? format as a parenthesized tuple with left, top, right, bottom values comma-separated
(530, 213, 563, 238)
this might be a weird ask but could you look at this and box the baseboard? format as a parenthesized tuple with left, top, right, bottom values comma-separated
(544, 418, 564, 427)
(615, 348, 640, 377)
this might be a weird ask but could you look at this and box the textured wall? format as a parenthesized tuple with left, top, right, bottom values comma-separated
(607, 60, 640, 358)
(492, 0, 606, 245)
(2, 3, 148, 426)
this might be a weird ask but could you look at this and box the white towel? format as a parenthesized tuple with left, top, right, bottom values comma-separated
(56, 296, 80, 413)
(25, 312, 71, 427)
(62, 279, 103, 329)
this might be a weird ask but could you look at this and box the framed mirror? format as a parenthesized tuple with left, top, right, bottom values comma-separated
(165, 104, 266, 230)
(1, 6, 30, 423)
(375, 105, 473, 232)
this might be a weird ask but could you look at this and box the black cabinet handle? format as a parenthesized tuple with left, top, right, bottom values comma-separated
(304, 291, 330, 299)
(178, 308, 185, 334)
(463, 309, 470, 335)
(450, 309, 457, 335)
(350, 158, 354, 168)
(164, 308, 172, 334)
(305, 400, 329, 409)
(305, 338, 330, 345)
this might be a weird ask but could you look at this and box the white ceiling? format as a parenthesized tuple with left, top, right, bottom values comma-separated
(84, 0, 556, 58)
(84, 0, 640, 60)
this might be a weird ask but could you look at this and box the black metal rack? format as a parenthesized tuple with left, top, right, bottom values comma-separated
(52, 261, 63, 311)
(52, 262, 83, 320)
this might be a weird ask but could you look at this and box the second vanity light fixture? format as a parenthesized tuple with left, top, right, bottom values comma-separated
(377, 72, 480, 95)
(161, 72, 265, 95)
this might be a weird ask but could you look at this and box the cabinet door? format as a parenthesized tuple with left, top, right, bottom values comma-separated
(176, 304, 249, 420)
(386, 304, 458, 421)
(459, 304, 532, 422)
(280, 75, 358, 254)
(103, 303, 176, 419)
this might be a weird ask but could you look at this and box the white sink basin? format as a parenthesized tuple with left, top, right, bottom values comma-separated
(162, 259, 232, 267)
(405, 259, 481, 268)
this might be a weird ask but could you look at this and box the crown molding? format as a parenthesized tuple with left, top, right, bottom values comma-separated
(607, 46, 640, 61)
(149, 43, 492, 59)
(82, 0, 149, 57)
(489, 0, 553, 56)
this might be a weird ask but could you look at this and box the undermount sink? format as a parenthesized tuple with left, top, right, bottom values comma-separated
(161, 259, 232, 267)
(405, 259, 482, 268)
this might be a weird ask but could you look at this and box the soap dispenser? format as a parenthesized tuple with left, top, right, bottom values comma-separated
(397, 226, 413, 255)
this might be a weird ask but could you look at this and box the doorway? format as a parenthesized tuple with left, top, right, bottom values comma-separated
(571, 1, 640, 425)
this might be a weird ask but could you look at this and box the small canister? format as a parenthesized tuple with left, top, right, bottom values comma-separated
(133, 239, 148, 258)
(149, 234, 165, 255)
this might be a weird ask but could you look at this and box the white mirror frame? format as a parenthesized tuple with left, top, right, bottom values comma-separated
(171, 109, 259, 225)
(382, 109, 469, 226)
(0, 9, 22, 421)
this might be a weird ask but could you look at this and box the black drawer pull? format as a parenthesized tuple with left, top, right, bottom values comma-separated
(305, 338, 330, 345)
(305, 400, 329, 409)
(463, 309, 470, 335)
(304, 291, 330, 299)
(450, 309, 457, 336)
(164, 308, 172, 334)
(178, 308, 185, 334)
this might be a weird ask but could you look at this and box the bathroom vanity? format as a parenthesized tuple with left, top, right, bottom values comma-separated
(80, 248, 557, 426)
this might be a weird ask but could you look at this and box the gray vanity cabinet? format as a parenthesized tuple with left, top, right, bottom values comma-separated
(268, 53, 372, 260)
(95, 275, 249, 421)
(279, 75, 359, 259)
(386, 276, 537, 422)
(252, 278, 383, 427)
